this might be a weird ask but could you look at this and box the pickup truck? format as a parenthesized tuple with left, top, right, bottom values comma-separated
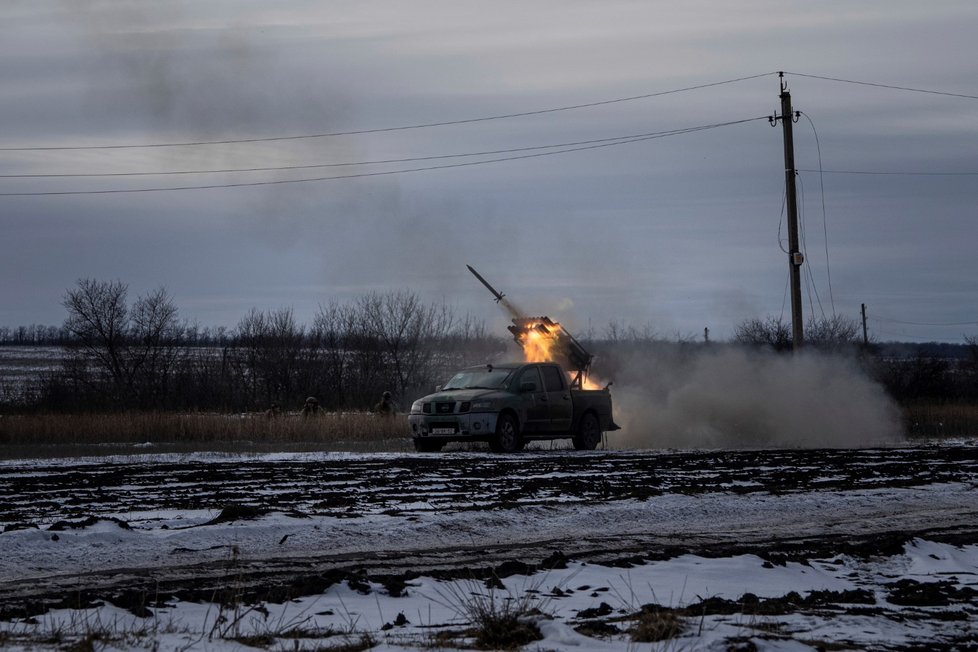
(407, 362, 619, 453)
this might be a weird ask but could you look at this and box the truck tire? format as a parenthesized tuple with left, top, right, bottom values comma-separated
(573, 412, 602, 450)
(413, 438, 444, 453)
(489, 413, 522, 453)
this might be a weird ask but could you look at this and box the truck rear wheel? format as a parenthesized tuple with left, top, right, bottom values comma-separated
(489, 413, 522, 453)
(573, 412, 602, 450)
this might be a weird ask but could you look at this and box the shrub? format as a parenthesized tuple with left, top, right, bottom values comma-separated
(631, 605, 685, 642)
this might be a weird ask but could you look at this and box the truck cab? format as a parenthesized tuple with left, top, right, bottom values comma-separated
(408, 362, 618, 453)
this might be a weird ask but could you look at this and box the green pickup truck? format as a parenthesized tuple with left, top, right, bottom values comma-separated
(408, 362, 619, 453)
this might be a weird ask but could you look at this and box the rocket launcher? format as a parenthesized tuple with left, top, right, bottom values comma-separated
(467, 265, 594, 379)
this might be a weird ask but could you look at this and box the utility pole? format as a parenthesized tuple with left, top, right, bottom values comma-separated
(861, 303, 869, 346)
(770, 72, 804, 349)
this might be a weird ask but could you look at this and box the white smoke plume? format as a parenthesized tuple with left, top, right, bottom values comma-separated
(603, 346, 903, 449)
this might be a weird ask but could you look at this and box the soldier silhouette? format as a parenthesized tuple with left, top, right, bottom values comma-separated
(374, 391, 397, 416)
(300, 396, 321, 418)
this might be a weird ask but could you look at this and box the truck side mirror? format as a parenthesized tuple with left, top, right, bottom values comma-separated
(435, 385, 442, 392)
(520, 381, 537, 393)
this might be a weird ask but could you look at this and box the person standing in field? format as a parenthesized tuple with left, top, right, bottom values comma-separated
(301, 396, 321, 418)
(374, 391, 397, 416)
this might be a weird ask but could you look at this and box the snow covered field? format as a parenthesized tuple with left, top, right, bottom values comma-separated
(1, 444, 976, 650)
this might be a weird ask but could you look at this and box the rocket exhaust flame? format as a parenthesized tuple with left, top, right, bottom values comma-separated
(467, 265, 603, 390)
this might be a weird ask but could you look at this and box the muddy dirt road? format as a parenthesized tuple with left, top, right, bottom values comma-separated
(1, 443, 977, 618)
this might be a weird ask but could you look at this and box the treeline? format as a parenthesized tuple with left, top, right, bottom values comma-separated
(733, 314, 978, 404)
(1, 323, 233, 346)
(869, 350, 978, 404)
(0, 324, 70, 346)
(18, 279, 504, 413)
(4, 282, 978, 413)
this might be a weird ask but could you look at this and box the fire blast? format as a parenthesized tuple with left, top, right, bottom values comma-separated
(467, 265, 603, 390)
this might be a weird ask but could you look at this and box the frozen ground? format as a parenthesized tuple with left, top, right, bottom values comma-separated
(1, 442, 977, 650)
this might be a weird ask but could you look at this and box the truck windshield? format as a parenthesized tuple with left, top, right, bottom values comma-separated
(442, 368, 514, 390)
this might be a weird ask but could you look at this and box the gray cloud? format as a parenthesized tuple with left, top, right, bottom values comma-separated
(1, 1, 977, 342)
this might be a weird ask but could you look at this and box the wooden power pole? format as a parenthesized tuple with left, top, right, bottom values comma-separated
(771, 73, 804, 349)
(861, 303, 869, 346)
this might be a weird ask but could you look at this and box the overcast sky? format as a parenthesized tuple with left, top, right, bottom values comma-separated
(1, 1, 976, 342)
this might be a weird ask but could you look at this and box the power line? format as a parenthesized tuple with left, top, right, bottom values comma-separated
(796, 173, 826, 320)
(799, 168, 978, 176)
(799, 112, 835, 315)
(776, 186, 788, 254)
(874, 327, 970, 342)
(0, 116, 769, 196)
(0, 123, 745, 179)
(784, 71, 978, 100)
(873, 315, 978, 327)
(2, 70, 972, 153)
(0, 73, 776, 152)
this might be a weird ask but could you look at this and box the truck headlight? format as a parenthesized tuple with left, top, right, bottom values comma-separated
(411, 400, 423, 413)
(471, 400, 494, 411)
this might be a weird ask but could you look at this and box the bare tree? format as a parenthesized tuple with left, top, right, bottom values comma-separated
(806, 314, 860, 351)
(437, 311, 503, 374)
(264, 307, 305, 403)
(963, 335, 978, 399)
(734, 316, 792, 352)
(227, 307, 309, 408)
(311, 301, 357, 408)
(62, 279, 131, 401)
(61, 279, 182, 406)
(360, 290, 456, 398)
(129, 287, 183, 404)
(229, 308, 270, 407)
(965, 335, 978, 367)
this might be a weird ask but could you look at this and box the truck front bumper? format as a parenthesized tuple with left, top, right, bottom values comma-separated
(408, 412, 499, 439)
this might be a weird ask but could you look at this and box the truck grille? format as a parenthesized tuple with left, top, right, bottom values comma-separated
(435, 402, 455, 414)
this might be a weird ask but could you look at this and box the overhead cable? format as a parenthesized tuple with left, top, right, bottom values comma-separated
(784, 71, 978, 100)
(0, 73, 776, 152)
(873, 315, 978, 327)
(0, 116, 769, 196)
(798, 169, 978, 176)
(0, 123, 752, 179)
(800, 112, 835, 315)
(874, 328, 969, 342)
(796, 174, 826, 319)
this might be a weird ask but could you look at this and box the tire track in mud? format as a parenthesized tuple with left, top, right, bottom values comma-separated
(2, 444, 976, 527)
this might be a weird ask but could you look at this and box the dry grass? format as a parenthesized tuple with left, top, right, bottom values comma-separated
(630, 606, 685, 642)
(433, 579, 546, 650)
(904, 402, 978, 439)
(0, 411, 412, 457)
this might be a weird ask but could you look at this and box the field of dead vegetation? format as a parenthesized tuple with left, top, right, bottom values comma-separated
(1, 442, 977, 650)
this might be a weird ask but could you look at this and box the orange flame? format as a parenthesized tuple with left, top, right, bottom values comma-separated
(517, 320, 603, 390)
(578, 375, 603, 391)
(520, 323, 559, 364)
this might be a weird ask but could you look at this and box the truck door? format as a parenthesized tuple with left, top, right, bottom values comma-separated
(541, 364, 573, 432)
(516, 366, 549, 434)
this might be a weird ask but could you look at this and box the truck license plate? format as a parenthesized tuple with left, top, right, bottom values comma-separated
(431, 427, 455, 435)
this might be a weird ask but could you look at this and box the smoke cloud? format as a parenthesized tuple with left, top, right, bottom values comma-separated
(603, 346, 903, 449)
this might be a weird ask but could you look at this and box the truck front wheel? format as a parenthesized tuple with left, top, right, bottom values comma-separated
(489, 413, 522, 453)
(573, 412, 602, 450)
(413, 438, 444, 453)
